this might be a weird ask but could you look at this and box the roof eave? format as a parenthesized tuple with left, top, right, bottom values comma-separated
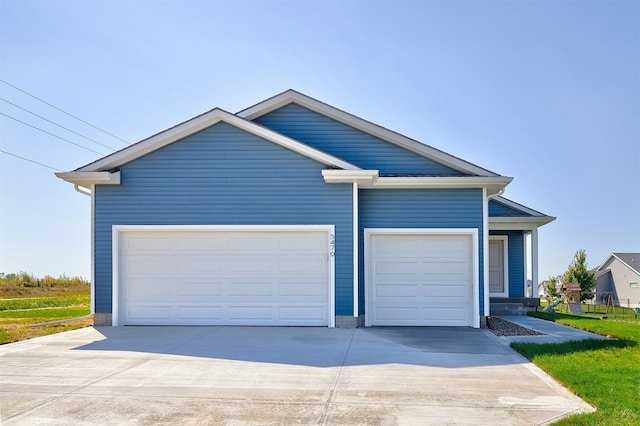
(323, 170, 512, 192)
(55, 171, 121, 188)
(489, 216, 557, 227)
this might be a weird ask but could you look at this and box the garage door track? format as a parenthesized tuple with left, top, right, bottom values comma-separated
(0, 326, 594, 425)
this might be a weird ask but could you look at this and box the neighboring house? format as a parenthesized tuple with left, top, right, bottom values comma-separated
(594, 253, 640, 308)
(56, 90, 555, 328)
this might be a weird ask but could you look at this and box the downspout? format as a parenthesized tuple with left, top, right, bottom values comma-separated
(487, 188, 505, 201)
(74, 184, 91, 197)
(72, 184, 95, 316)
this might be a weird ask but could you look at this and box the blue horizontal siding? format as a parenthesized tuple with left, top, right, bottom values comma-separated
(490, 231, 525, 297)
(489, 200, 530, 217)
(358, 188, 485, 314)
(94, 122, 353, 315)
(253, 103, 466, 175)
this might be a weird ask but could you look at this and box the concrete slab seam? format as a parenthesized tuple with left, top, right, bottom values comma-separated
(2, 353, 158, 424)
(482, 328, 596, 419)
(319, 328, 355, 425)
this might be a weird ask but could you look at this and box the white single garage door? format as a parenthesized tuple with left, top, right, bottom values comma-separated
(114, 226, 332, 326)
(366, 230, 476, 326)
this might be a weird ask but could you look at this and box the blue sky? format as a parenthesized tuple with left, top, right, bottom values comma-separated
(1, 0, 638, 282)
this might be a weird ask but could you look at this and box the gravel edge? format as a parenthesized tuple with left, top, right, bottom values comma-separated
(487, 316, 544, 336)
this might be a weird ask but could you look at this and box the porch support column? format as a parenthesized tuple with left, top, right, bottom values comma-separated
(531, 227, 539, 298)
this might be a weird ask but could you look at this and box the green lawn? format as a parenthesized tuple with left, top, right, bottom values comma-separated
(0, 283, 92, 345)
(539, 300, 639, 323)
(512, 312, 640, 425)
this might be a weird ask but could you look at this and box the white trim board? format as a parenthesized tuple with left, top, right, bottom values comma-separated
(111, 224, 336, 327)
(363, 228, 480, 328)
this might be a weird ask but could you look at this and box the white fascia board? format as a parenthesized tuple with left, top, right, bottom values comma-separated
(238, 90, 499, 177)
(55, 171, 120, 188)
(322, 169, 379, 185)
(370, 176, 512, 194)
(322, 172, 512, 193)
(489, 216, 556, 227)
(75, 108, 360, 172)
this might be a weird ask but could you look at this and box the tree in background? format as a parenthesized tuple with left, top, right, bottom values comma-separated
(563, 250, 596, 302)
(544, 276, 558, 304)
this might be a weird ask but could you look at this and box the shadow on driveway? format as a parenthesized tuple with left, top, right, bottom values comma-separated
(74, 325, 522, 368)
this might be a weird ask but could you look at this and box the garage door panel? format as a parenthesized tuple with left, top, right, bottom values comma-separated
(177, 306, 224, 320)
(177, 282, 223, 297)
(374, 260, 421, 275)
(176, 235, 225, 251)
(227, 236, 273, 251)
(425, 284, 469, 298)
(279, 256, 327, 274)
(127, 305, 172, 321)
(279, 306, 325, 321)
(118, 229, 330, 326)
(228, 281, 274, 296)
(227, 258, 273, 273)
(423, 307, 469, 321)
(126, 235, 174, 251)
(280, 281, 326, 296)
(126, 280, 173, 300)
(376, 307, 419, 321)
(278, 235, 326, 251)
(368, 232, 475, 327)
(423, 261, 469, 275)
(374, 239, 421, 254)
(228, 306, 274, 321)
(375, 284, 419, 297)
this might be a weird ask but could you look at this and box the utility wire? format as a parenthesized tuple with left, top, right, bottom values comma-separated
(0, 79, 129, 145)
(0, 112, 104, 155)
(0, 149, 62, 171)
(0, 97, 117, 151)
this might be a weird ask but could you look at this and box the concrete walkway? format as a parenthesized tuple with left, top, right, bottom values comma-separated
(496, 315, 610, 344)
(0, 326, 595, 425)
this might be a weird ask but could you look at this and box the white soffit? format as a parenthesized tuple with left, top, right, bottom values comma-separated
(55, 171, 120, 187)
(238, 89, 500, 177)
(73, 108, 360, 173)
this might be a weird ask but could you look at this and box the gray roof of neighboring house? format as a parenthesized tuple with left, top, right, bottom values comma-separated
(612, 253, 640, 275)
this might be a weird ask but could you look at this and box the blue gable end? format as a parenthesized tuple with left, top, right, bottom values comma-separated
(489, 199, 530, 217)
(253, 103, 466, 175)
(94, 122, 354, 315)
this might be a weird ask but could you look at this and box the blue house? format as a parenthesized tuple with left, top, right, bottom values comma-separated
(57, 90, 554, 328)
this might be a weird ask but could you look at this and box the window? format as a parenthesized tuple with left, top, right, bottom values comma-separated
(630, 282, 638, 288)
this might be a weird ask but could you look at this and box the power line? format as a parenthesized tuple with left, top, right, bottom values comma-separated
(0, 79, 129, 145)
(0, 112, 104, 155)
(0, 149, 62, 171)
(0, 97, 117, 151)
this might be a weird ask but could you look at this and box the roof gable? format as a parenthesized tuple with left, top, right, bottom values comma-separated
(597, 253, 640, 276)
(73, 108, 360, 173)
(488, 196, 555, 227)
(251, 102, 466, 175)
(238, 89, 499, 177)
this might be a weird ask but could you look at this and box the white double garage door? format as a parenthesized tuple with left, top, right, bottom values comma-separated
(113, 226, 476, 327)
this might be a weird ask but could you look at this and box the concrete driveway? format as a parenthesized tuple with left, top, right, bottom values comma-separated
(1, 326, 593, 425)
